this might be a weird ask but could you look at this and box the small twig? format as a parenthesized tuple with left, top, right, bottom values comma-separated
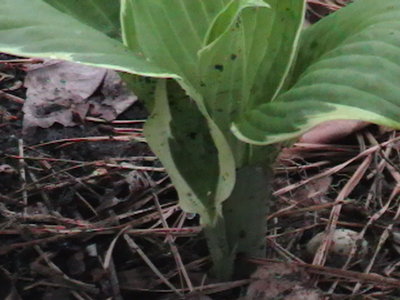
(266, 238, 305, 262)
(153, 192, 194, 292)
(352, 185, 400, 294)
(27, 171, 54, 210)
(312, 155, 372, 267)
(119, 278, 251, 294)
(33, 246, 99, 294)
(123, 233, 183, 297)
(267, 199, 350, 220)
(104, 227, 130, 270)
(30, 135, 145, 149)
(0, 225, 202, 237)
(248, 258, 400, 288)
(275, 136, 400, 196)
(18, 139, 28, 214)
(0, 232, 80, 254)
(0, 58, 43, 64)
(307, 0, 342, 10)
(0, 90, 25, 104)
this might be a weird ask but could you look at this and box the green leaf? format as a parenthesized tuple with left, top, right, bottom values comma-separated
(120, 0, 141, 51)
(123, 0, 305, 114)
(122, 0, 229, 81)
(0, 0, 305, 278)
(198, 0, 305, 165)
(0, 0, 175, 78)
(199, 0, 305, 115)
(233, 0, 400, 145)
(144, 80, 235, 225)
(122, 0, 239, 226)
(144, 80, 237, 278)
(204, 0, 270, 46)
(122, 0, 304, 164)
(121, 1, 303, 240)
(43, 0, 121, 39)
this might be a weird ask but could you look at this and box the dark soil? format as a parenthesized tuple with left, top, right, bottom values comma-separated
(0, 54, 209, 300)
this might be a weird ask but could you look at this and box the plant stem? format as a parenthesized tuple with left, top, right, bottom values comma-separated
(204, 163, 274, 279)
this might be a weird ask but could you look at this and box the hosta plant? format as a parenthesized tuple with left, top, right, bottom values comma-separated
(3, 0, 400, 279)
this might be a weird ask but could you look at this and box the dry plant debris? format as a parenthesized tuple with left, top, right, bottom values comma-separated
(23, 60, 137, 132)
(272, 129, 400, 298)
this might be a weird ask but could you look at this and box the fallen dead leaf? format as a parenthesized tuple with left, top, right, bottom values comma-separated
(23, 60, 137, 132)
(90, 70, 139, 121)
(299, 120, 369, 144)
(289, 176, 333, 206)
(242, 262, 322, 300)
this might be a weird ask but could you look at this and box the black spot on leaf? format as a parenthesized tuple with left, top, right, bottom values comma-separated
(188, 132, 197, 139)
(214, 64, 224, 72)
(310, 41, 318, 49)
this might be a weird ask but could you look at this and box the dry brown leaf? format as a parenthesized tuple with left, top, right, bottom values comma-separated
(243, 262, 322, 300)
(290, 176, 333, 206)
(299, 120, 368, 144)
(23, 60, 137, 132)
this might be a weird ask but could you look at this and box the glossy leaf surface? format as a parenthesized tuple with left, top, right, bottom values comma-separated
(0, 0, 174, 77)
(233, 0, 400, 145)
